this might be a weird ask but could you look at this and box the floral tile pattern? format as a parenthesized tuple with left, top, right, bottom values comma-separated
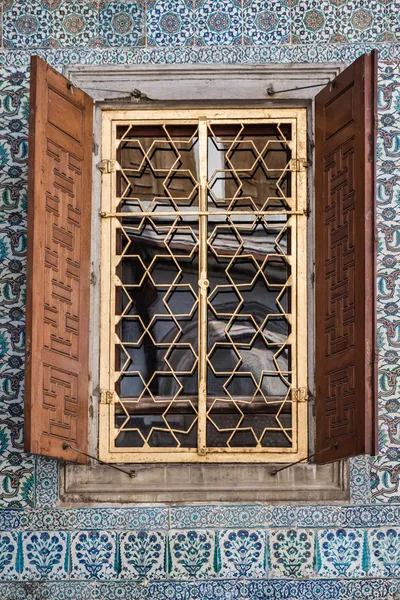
(369, 527, 400, 576)
(119, 530, 165, 579)
(169, 529, 214, 578)
(50, 0, 99, 47)
(99, 1, 145, 47)
(0, 533, 18, 582)
(196, 0, 242, 46)
(21, 531, 68, 580)
(146, 0, 195, 46)
(268, 529, 315, 578)
(3, 0, 51, 48)
(218, 529, 266, 578)
(70, 530, 117, 580)
(243, 0, 291, 45)
(316, 529, 367, 577)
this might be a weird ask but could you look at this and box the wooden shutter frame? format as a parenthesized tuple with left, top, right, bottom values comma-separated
(315, 51, 378, 463)
(25, 56, 93, 463)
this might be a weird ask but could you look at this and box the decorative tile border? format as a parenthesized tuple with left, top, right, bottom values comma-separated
(0, 527, 397, 581)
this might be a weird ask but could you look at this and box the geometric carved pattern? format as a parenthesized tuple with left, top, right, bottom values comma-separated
(315, 51, 377, 463)
(24, 57, 93, 463)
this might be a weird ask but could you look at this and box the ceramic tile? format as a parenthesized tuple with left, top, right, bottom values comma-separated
(349, 454, 372, 504)
(243, 0, 290, 45)
(21, 531, 68, 580)
(369, 527, 400, 576)
(291, 0, 336, 43)
(0, 533, 18, 581)
(316, 528, 367, 577)
(170, 505, 220, 528)
(268, 529, 315, 578)
(218, 529, 266, 578)
(50, 0, 99, 47)
(99, 1, 145, 47)
(34, 457, 59, 508)
(119, 530, 166, 579)
(3, 0, 51, 48)
(169, 529, 214, 578)
(70, 530, 117, 579)
(196, 0, 242, 46)
(296, 506, 343, 528)
(146, 0, 195, 46)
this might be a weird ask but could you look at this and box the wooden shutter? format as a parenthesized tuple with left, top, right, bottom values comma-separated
(25, 56, 93, 463)
(315, 51, 378, 464)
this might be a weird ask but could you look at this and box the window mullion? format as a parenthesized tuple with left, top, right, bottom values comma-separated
(197, 118, 209, 455)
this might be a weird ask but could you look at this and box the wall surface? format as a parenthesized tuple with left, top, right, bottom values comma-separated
(1, 1, 400, 598)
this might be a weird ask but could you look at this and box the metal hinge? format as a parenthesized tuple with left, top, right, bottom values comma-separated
(289, 158, 308, 172)
(97, 159, 115, 174)
(100, 389, 114, 405)
(293, 387, 308, 403)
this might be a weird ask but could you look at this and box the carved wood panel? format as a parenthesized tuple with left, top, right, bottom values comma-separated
(25, 56, 93, 463)
(315, 51, 378, 463)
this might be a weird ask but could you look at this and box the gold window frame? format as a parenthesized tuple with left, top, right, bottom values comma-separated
(99, 108, 307, 463)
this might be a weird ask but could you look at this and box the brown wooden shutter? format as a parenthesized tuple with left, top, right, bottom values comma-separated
(24, 56, 93, 463)
(315, 51, 378, 464)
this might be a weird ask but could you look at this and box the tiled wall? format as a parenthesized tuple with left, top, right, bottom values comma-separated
(1, 0, 400, 598)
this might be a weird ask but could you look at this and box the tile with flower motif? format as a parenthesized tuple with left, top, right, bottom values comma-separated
(316, 529, 367, 577)
(369, 528, 400, 577)
(268, 529, 314, 578)
(3, 0, 51, 48)
(146, 0, 195, 47)
(21, 531, 68, 581)
(0, 532, 18, 581)
(169, 529, 214, 578)
(195, 0, 242, 46)
(243, 0, 290, 45)
(50, 0, 99, 47)
(218, 529, 266, 578)
(99, 1, 145, 47)
(70, 531, 117, 580)
(291, 0, 336, 43)
(120, 531, 166, 580)
(334, 0, 386, 43)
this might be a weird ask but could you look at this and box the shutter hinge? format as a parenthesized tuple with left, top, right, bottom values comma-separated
(97, 159, 115, 174)
(289, 158, 308, 172)
(293, 387, 308, 403)
(100, 389, 114, 404)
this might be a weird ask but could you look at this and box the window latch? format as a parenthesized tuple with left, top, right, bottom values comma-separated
(100, 389, 114, 404)
(97, 159, 116, 174)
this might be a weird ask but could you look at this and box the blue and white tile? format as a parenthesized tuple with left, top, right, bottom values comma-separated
(316, 528, 366, 577)
(296, 506, 343, 528)
(21, 531, 68, 580)
(291, 0, 336, 43)
(268, 529, 314, 578)
(3, 0, 51, 48)
(243, 0, 290, 45)
(218, 529, 266, 578)
(169, 529, 214, 578)
(196, 0, 242, 46)
(0, 532, 18, 581)
(349, 454, 372, 504)
(34, 457, 59, 508)
(120, 530, 166, 579)
(146, 0, 195, 46)
(99, 1, 145, 47)
(50, 0, 99, 47)
(369, 527, 400, 576)
(70, 530, 117, 580)
(170, 505, 220, 529)
(336, 0, 387, 43)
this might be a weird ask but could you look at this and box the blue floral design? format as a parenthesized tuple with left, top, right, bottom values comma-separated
(121, 530, 163, 578)
(371, 529, 400, 575)
(74, 531, 114, 579)
(25, 532, 64, 579)
(172, 530, 212, 577)
(222, 530, 263, 577)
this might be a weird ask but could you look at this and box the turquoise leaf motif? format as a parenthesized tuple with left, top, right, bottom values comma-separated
(173, 531, 211, 577)
(26, 532, 64, 579)
(223, 530, 262, 577)
(75, 531, 113, 579)
(372, 529, 400, 575)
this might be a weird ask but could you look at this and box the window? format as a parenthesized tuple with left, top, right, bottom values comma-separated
(24, 54, 377, 472)
(98, 109, 307, 463)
